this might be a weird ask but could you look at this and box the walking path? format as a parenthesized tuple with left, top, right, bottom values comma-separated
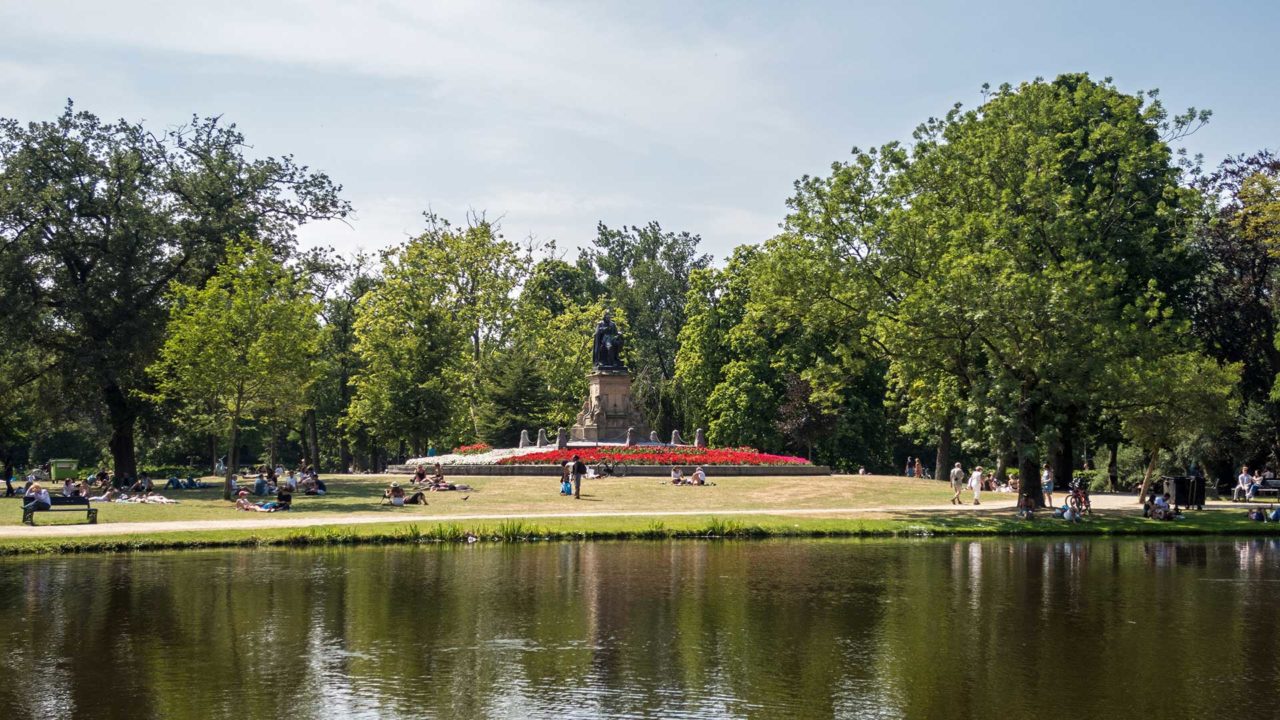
(0, 493, 1158, 539)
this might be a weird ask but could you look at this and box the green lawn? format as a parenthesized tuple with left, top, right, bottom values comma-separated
(2, 472, 958, 527)
(3, 473, 1276, 555)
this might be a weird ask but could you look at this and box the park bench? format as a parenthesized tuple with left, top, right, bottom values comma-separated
(21, 496, 97, 526)
(1255, 479, 1280, 499)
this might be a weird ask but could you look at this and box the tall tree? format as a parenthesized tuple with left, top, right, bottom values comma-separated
(786, 75, 1212, 499)
(148, 238, 325, 499)
(0, 103, 348, 479)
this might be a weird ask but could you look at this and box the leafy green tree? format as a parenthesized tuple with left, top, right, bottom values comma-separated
(1188, 152, 1280, 474)
(0, 103, 348, 479)
(786, 74, 1211, 498)
(344, 232, 469, 459)
(149, 238, 325, 499)
(1110, 352, 1240, 501)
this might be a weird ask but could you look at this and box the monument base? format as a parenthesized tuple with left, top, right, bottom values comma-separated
(570, 371, 650, 444)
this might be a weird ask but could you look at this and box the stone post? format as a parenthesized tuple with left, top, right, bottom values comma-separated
(671, 429, 683, 445)
(518, 429, 531, 448)
(556, 427, 568, 450)
(536, 428, 549, 447)
(625, 427, 636, 446)
(695, 428, 706, 448)
(649, 431, 660, 443)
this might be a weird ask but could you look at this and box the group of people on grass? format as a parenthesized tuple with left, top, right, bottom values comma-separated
(903, 457, 929, 479)
(670, 466, 709, 486)
(947, 462, 1034, 506)
(17, 469, 187, 511)
(411, 463, 464, 491)
(231, 464, 325, 512)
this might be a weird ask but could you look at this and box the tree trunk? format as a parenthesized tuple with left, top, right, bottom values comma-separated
(225, 415, 241, 501)
(935, 418, 953, 484)
(1051, 431, 1073, 496)
(1137, 446, 1161, 505)
(1017, 401, 1042, 507)
(306, 409, 321, 472)
(995, 455, 1007, 485)
(339, 437, 353, 474)
(299, 419, 311, 472)
(103, 383, 138, 481)
(1107, 441, 1119, 491)
(268, 424, 279, 470)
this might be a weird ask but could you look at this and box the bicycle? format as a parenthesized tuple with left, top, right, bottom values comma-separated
(1067, 478, 1091, 516)
(593, 460, 629, 478)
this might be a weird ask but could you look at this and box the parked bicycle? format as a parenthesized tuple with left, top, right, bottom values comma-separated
(593, 460, 629, 478)
(1067, 478, 1092, 515)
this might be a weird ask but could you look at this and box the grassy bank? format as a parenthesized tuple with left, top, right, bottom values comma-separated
(2, 506, 1278, 556)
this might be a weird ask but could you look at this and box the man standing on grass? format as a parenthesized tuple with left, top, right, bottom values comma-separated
(571, 454, 587, 499)
(949, 462, 965, 505)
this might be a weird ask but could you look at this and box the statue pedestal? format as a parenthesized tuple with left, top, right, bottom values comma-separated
(570, 371, 650, 444)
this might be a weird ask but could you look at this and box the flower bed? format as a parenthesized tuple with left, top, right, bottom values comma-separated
(453, 442, 493, 455)
(497, 446, 809, 467)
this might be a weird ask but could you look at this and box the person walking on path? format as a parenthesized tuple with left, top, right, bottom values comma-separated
(968, 466, 983, 505)
(1041, 464, 1055, 507)
(905, 457, 914, 478)
(914, 458, 924, 479)
(949, 462, 965, 505)
(571, 455, 587, 499)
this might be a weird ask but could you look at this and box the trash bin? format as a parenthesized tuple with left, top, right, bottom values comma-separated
(1161, 476, 1205, 510)
(49, 459, 79, 483)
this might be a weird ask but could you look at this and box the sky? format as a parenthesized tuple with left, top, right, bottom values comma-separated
(1, 0, 1276, 262)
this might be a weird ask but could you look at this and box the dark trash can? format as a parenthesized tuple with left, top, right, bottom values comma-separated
(1161, 476, 1205, 511)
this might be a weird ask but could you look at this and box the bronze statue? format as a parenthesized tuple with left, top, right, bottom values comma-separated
(592, 311, 625, 370)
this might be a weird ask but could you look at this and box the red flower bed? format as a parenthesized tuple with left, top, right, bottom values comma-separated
(498, 446, 809, 466)
(453, 442, 493, 455)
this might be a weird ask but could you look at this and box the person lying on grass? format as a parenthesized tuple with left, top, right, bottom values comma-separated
(384, 482, 428, 507)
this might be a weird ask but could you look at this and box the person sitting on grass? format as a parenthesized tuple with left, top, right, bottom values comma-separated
(691, 467, 707, 486)
(430, 463, 446, 486)
(413, 464, 428, 485)
(304, 477, 327, 496)
(284, 471, 299, 493)
(1016, 494, 1035, 520)
(385, 482, 427, 506)
(252, 473, 270, 496)
(1151, 492, 1176, 521)
(670, 466, 684, 485)
(128, 474, 154, 494)
(259, 486, 292, 512)
(235, 490, 267, 512)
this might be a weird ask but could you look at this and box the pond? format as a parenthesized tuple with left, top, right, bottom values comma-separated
(1, 538, 1276, 719)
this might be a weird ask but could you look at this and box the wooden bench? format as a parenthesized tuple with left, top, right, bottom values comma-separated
(22, 496, 97, 526)
(1256, 480, 1280, 499)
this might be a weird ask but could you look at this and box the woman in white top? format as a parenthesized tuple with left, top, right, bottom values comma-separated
(670, 467, 683, 485)
(968, 466, 983, 505)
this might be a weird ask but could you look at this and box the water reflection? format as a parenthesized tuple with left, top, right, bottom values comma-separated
(0, 539, 1278, 719)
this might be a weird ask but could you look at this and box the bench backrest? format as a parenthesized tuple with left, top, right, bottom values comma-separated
(47, 496, 90, 507)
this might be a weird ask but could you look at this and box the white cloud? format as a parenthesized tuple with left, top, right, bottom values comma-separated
(3, 0, 796, 143)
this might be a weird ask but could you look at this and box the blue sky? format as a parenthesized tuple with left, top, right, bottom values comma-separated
(1, 0, 1276, 261)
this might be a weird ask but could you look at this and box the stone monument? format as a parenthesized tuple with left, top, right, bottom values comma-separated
(570, 311, 651, 444)
(536, 428, 549, 447)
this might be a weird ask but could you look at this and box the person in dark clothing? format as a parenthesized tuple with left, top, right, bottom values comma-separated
(571, 455, 587, 499)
